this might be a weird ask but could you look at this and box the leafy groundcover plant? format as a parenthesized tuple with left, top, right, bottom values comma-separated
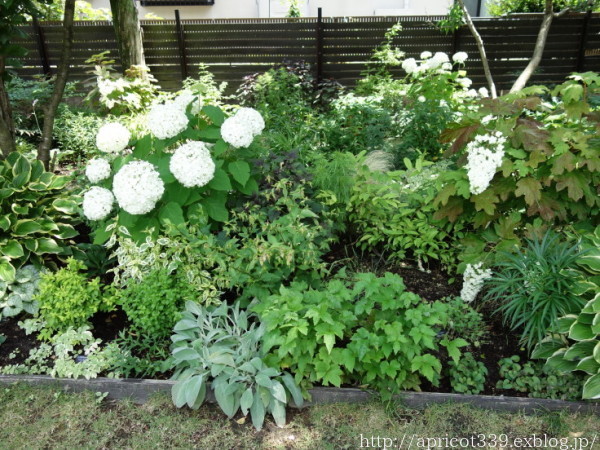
(252, 271, 468, 399)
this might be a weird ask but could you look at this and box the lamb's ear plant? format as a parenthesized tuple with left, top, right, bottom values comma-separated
(169, 301, 303, 430)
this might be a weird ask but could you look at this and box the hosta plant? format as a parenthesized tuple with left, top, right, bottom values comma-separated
(0, 152, 80, 282)
(531, 225, 600, 400)
(170, 301, 303, 430)
(0, 265, 43, 320)
(83, 92, 262, 244)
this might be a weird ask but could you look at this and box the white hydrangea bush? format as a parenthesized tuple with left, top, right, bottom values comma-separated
(82, 99, 262, 241)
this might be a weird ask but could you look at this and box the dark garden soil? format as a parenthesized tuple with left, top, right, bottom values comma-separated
(0, 260, 529, 397)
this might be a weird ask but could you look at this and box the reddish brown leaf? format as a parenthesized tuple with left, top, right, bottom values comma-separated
(441, 123, 480, 157)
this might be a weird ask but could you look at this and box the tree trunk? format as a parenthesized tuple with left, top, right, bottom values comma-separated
(0, 56, 16, 157)
(456, 0, 497, 98)
(110, 0, 145, 71)
(510, 0, 554, 93)
(37, 0, 76, 169)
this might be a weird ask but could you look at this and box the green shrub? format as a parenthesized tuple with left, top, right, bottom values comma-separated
(170, 301, 303, 430)
(448, 352, 487, 394)
(434, 73, 600, 269)
(496, 355, 584, 401)
(0, 265, 43, 320)
(348, 159, 464, 271)
(36, 259, 115, 339)
(485, 231, 585, 351)
(117, 269, 196, 338)
(252, 271, 468, 398)
(54, 108, 104, 160)
(0, 152, 80, 283)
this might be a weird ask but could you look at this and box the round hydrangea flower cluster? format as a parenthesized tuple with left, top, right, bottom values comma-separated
(465, 132, 506, 195)
(112, 161, 165, 215)
(460, 262, 493, 303)
(420, 51, 432, 59)
(452, 52, 469, 64)
(82, 187, 114, 221)
(478, 87, 490, 97)
(402, 58, 418, 74)
(170, 141, 216, 188)
(96, 122, 131, 153)
(173, 89, 203, 115)
(221, 107, 265, 148)
(146, 102, 189, 140)
(85, 158, 111, 184)
(424, 52, 450, 70)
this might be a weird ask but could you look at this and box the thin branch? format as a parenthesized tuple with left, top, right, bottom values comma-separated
(456, 0, 497, 98)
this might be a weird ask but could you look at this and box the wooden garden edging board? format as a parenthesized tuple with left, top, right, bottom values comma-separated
(0, 375, 598, 415)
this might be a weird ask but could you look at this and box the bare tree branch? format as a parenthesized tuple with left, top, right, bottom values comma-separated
(456, 0, 498, 98)
(37, 0, 76, 169)
(510, 0, 555, 92)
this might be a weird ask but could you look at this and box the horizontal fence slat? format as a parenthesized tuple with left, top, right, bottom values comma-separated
(7, 13, 600, 92)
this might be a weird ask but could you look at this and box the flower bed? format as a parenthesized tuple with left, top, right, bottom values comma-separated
(1, 46, 599, 430)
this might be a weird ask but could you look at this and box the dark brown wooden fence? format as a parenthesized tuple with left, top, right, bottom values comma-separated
(12, 13, 600, 93)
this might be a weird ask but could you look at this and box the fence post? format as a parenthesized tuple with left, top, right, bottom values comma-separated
(32, 17, 51, 77)
(175, 9, 188, 80)
(316, 7, 324, 84)
(576, 10, 592, 72)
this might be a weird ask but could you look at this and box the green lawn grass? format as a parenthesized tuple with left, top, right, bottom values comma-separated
(0, 383, 598, 449)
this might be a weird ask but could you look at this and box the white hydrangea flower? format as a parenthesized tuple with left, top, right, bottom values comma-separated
(481, 114, 496, 125)
(221, 116, 255, 148)
(173, 89, 203, 115)
(234, 107, 265, 136)
(96, 123, 130, 154)
(458, 77, 473, 89)
(112, 161, 165, 215)
(170, 141, 216, 188)
(85, 158, 111, 184)
(452, 52, 469, 64)
(479, 87, 490, 97)
(424, 52, 449, 70)
(146, 102, 189, 140)
(82, 187, 114, 221)
(441, 62, 453, 71)
(402, 58, 418, 74)
(420, 51, 432, 59)
(418, 96, 426, 102)
(465, 132, 506, 195)
(460, 262, 492, 302)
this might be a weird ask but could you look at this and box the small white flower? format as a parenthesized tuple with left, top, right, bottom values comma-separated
(420, 51, 432, 59)
(96, 123, 130, 154)
(233, 107, 265, 136)
(478, 87, 490, 97)
(418, 96, 426, 103)
(170, 141, 216, 188)
(481, 114, 496, 125)
(146, 102, 189, 140)
(452, 52, 469, 64)
(221, 116, 255, 148)
(85, 158, 111, 184)
(402, 58, 418, 74)
(82, 187, 114, 221)
(460, 262, 492, 302)
(112, 161, 165, 215)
